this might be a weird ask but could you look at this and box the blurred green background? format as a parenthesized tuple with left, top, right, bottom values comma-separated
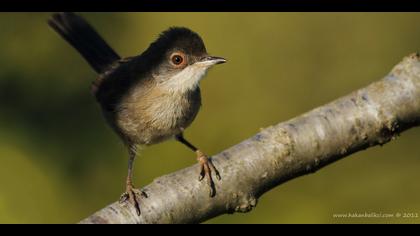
(0, 13, 419, 224)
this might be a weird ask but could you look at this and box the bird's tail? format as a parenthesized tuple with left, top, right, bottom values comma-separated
(48, 12, 121, 74)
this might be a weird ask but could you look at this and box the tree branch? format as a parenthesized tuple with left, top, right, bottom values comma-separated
(80, 53, 420, 224)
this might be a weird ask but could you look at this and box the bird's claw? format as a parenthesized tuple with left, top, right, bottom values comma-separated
(119, 184, 147, 216)
(197, 151, 221, 197)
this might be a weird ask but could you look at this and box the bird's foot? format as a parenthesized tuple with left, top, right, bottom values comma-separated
(119, 184, 148, 216)
(197, 150, 221, 197)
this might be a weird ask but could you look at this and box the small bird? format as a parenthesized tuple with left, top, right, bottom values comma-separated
(48, 12, 226, 215)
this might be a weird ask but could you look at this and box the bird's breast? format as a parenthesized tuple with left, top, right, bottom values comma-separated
(115, 87, 201, 145)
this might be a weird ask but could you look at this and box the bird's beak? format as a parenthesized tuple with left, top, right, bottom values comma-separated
(201, 56, 227, 64)
(195, 56, 227, 67)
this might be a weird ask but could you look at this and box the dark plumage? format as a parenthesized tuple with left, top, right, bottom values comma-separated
(143, 27, 208, 64)
(48, 12, 226, 215)
(48, 12, 120, 74)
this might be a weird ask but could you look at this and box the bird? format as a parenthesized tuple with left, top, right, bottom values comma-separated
(48, 12, 226, 215)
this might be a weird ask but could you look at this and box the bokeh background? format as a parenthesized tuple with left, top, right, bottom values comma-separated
(0, 13, 419, 224)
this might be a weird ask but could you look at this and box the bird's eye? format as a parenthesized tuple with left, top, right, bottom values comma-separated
(172, 55, 183, 65)
(170, 53, 185, 66)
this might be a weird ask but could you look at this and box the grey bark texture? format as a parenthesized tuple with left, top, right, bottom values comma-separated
(80, 53, 420, 224)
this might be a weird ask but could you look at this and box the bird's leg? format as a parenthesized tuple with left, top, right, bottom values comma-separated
(175, 134, 221, 197)
(119, 145, 147, 215)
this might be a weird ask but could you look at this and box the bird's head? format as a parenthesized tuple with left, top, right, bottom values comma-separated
(144, 27, 226, 93)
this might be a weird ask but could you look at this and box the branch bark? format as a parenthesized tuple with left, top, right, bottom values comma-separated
(80, 53, 420, 224)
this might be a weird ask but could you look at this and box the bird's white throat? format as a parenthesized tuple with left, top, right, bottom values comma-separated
(160, 64, 209, 93)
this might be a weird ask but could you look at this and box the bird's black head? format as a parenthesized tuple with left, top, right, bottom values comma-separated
(145, 27, 207, 65)
(143, 27, 226, 92)
(156, 27, 207, 58)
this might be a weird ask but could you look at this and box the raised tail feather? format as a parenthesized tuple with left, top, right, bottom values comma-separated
(48, 12, 121, 74)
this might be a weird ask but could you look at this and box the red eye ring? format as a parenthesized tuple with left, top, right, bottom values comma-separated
(170, 53, 186, 67)
(172, 55, 183, 65)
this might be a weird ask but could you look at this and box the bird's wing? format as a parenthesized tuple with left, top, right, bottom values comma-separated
(90, 56, 135, 96)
